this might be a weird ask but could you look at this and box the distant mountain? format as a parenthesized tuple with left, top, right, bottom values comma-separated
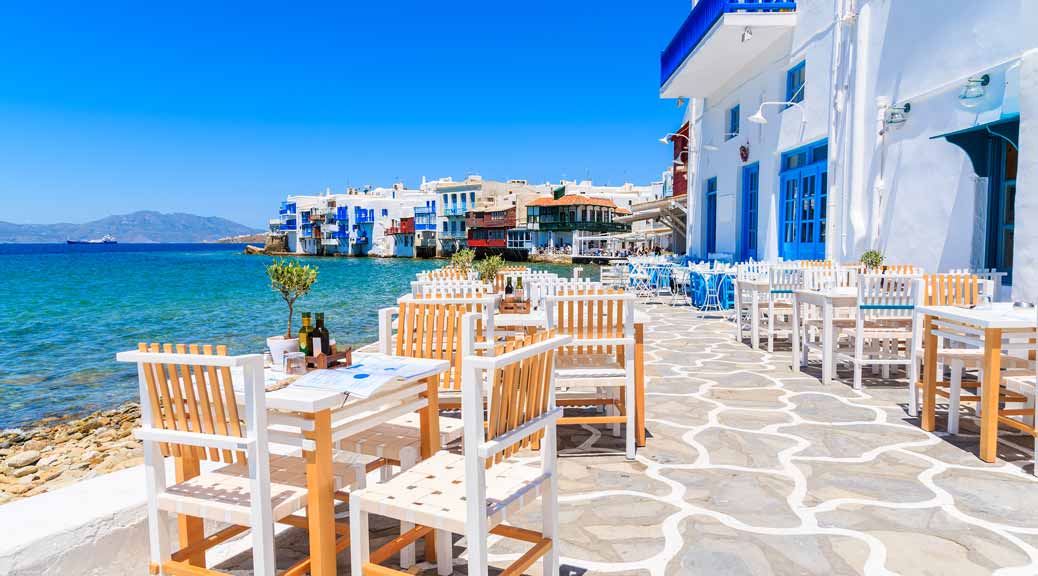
(0, 211, 263, 243)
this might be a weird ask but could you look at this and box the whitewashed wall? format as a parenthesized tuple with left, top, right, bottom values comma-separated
(682, 0, 1034, 285)
(1014, 49, 1038, 302)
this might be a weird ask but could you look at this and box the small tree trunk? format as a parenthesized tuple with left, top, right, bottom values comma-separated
(286, 300, 294, 338)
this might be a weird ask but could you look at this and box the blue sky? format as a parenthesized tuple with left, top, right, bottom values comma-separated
(0, 1, 688, 227)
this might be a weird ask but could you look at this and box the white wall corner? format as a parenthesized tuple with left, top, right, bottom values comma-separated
(1011, 49, 1038, 302)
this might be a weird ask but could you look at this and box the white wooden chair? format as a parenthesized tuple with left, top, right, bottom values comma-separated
(116, 343, 360, 576)
(545, 290, 637, 458)
(417, 267, 477, 282)
(837, 275, 918, 390)
(341, 296, 494, 567)
(762, 266, 803, 352)
(949, 267, 1007, 300)
(350, 330, 569, 576)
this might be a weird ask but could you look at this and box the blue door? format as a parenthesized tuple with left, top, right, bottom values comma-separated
(741, 163, 759, 260)
(705, 177, 718, 254)
(779, 141, 828, 260)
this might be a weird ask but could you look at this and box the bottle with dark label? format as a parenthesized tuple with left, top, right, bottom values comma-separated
(298, 312, 313, 355)
(505, 276, 514, 296)
(312, 312, 331, 355)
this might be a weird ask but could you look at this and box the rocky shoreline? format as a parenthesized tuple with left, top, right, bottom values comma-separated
(0, 403, 143, 504)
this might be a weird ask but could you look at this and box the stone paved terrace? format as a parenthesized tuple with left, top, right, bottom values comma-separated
(220, 301, 1038, 575)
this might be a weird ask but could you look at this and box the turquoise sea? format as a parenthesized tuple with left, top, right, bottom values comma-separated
(0, 244, 590, 428)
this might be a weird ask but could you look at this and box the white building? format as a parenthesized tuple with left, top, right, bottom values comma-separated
(661, 0, 1035, 298)
(272, 184, 436, 257)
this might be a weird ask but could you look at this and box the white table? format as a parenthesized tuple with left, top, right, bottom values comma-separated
(247, 353, 450, 575)
(734, 279, 770, 347)
(917, 303, 1037, 463)
(792, 288, 858, 384)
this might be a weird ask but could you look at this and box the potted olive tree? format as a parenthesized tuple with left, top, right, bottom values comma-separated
(451, 248, 475, 272)
(266, 258, 319, 364)
(860, 249, 885, 272)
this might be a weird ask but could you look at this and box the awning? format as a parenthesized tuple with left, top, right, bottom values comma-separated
(931, 116, 1019, 177)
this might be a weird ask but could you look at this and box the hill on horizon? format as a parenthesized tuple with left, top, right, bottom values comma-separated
(0, 211, 263, 243)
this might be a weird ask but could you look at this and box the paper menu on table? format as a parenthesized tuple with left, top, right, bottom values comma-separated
(288, 356, 443, 398)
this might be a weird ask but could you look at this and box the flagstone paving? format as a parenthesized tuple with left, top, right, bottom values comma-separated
(218, 302, 1038, 575)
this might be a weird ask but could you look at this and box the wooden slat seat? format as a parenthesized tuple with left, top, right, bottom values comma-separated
(353, 451, 546, 535)
(555, 351, 626, 379)
(339, 414, 465, 463)
(159, 454, 360, 526)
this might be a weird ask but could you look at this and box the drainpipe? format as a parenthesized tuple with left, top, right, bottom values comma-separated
(846, 0, 871, 258)
(828, 0, 854, 262)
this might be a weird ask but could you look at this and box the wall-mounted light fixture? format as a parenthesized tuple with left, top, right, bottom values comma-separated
(741, 27, 753, 43)
(959, 74, 990, 108)
(747, 101, 807, 126)
(884, 102, 911, 126)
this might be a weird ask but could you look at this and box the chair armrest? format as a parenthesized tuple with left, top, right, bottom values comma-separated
(478, 407, 562, 459)
(134, 428, 256, 451)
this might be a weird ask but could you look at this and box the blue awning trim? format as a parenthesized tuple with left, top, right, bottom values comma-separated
(930, 116, 1019, 177)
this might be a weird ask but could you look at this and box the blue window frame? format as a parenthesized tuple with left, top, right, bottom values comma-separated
(381, 209, 388, 217)
(786, 61, 806, 104)
(442, 221, 447, 232)
(727, 105, 740, 141)
(778, 139, 828, 260)
(741, 163, 759, 260)
(470, 192, 476, 203)
(705, 177, 718, 254)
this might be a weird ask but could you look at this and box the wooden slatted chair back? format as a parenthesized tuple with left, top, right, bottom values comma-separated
(544, 290, 633, 356)
(481, 330, 561, 465)
(493, 267, 540, 292)
(768, 266, 803, 300)
(527, 277, 602, 309)
(392, 299, 487, 392)
(797, 260, 833, 269)
(879, 264, 922, 275)
(737, 262, 770, 282)
(411, 279, 492, 298)
(920, 274, 987, 307)
(803, 266, 858, 291)
(132, 343, 249, 464)
(418, 267, 476, 281)
(857, 274, 917, 321)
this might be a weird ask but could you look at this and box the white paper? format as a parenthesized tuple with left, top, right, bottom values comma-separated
(288, 356, 442, 398)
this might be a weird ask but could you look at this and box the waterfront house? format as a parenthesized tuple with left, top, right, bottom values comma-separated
(386, 217, 416, 257)
(432, 176, 544, 257)
(466, 204, 515, 257)
(272, 184, 436, 257)
(661, 0, 1035, 298)
(525, 194, 633, 255)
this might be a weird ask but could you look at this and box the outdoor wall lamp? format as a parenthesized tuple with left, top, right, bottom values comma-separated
(884, 102, 911, 126)
(660, 133, 690, 145)
(747, 102, 807, 125)
(741, 26, 753, 43)
(959, 74, 990, 108)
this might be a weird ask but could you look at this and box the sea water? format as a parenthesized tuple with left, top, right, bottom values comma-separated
(0, 244, 589, 427)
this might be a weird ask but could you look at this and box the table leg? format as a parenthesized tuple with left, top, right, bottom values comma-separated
(751, 290, 760, 349)
(980, 328, 1003, 463)
(305, 409, 336, 576)
(791, 296, 801, 373)
(822, 301, 833, 385)
(420, 375, 441, 562)
(734, 286, 742, 342)
(921, 315, 938, 431)
(635, 323, 646, 447)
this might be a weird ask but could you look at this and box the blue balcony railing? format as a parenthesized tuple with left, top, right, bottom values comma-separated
(278, 219, 297, 231)
(279, 201, 297, 215)
(330, 231, 349, 240)
(354, 207, 375, 224)
(661, 0, 796, 86)
(354, 235, 369, 244)
(444, 206, 467, 216)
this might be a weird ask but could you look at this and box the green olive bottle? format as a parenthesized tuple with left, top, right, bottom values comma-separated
(298, 312, 313, 355)
(313, 312, 331, 355)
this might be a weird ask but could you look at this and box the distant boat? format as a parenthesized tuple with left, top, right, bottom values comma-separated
(66, 234, 117, 245)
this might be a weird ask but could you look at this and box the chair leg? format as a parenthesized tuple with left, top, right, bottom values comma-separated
(853, 334, 864, 391)
(349, 496, 370, 576)
(398, 449, 419, 569)
(435, 530, 453, 576)
(768, 304, 775, 353)
(625, 363, 636, 460)
(948, 360, 963, 435)
(881, 340, 891, 379)
(976, 368, 984, 418)
(908, 355, 920, 418)
(144, 444, 172, 575)
(542, 473, 560, 575)
(611, 387, 621, 438)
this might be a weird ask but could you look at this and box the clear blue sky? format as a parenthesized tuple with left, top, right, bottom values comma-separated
(0, 1, 688, 227)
